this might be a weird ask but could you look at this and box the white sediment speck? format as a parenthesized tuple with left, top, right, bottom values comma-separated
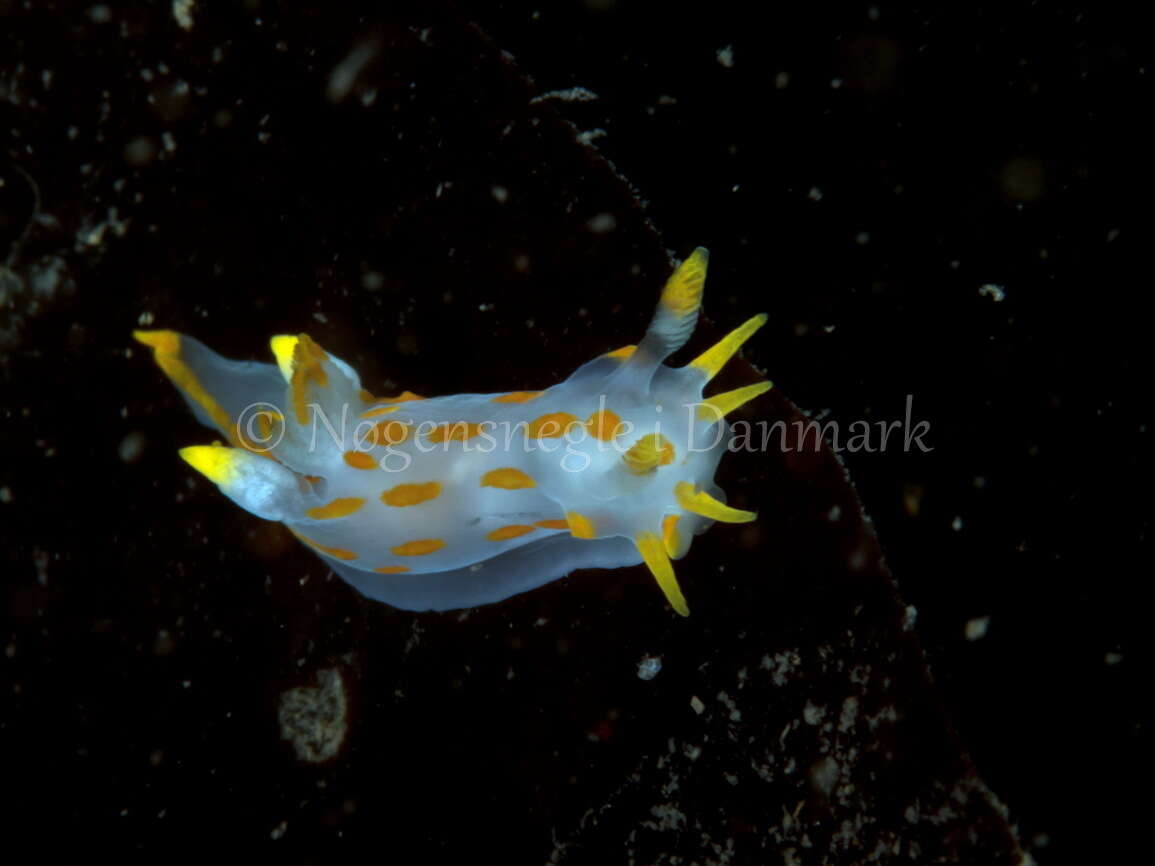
(172, 0, 195, 31)
(636, 655, 662, 681)
(903, 604, 918, 631)
(530, 86, 599, 104)
(965, 616, 990, 641)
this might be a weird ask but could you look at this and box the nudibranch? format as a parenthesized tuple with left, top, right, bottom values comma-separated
(135, 248, 770, 615)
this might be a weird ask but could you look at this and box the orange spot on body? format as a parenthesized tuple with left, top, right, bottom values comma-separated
(382, 390, 424, 404)
(381, 481, 441, 507)
(426, 421, 485, 443)
(528, 412, 579, 439)
(392, 538, 445, 556)
(374, 565, 411, 574)
(604, 345, 636, 360)
(362, 405, 401, 418)
(492, 391, 543, 404)
(586, 408, 624, 441)
(487, 524, 535, 541)
(306, 497, 366, 520)
(366, 420, 411, 446)
(534, 519, 569, 530)
(290, 529, 358, 561)
(480, 467, 536, 489)
(566, 512, 596, 539)
(344, 450, 378, 470)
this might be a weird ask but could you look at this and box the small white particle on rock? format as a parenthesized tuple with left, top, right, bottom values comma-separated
(903, 605, 918, 630)
(118, 431, 146, 463)
(172, 0, 195, 31)
(587, 212, 616, 234)
(690, 695, 705, 715)
(636, 655, 662, 681)
(979, 283, 1006, 302)
(802, 701, 825, 725)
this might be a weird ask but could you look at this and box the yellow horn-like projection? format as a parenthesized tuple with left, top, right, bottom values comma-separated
(674, 481, 756, 523)
(697, 380, 774, 422)
(635, 531, 689, 616)
(688, 313, 768, 382)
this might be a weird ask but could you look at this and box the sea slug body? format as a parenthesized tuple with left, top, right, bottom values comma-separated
(135, 248, 770, 615)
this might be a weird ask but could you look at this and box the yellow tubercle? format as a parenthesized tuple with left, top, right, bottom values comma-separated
(635, 531, 689, 617)
(688, 313, 768, 382)
(674, 481, 756, 524)
(697, 380, 774, 422)
(660, 247, 708, 317)
(179, 444, 241, 486)
(621, 432, 675, 475)
(135, 330, 235, 442)
(269, 335, 298, 383)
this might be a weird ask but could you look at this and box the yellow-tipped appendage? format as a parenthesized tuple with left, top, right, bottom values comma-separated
(688, 313, 768, 382)
(674, 481, 756, 524)
(635, 531, 690, 617)
(289, 334, 329, 424)
(697, 380, 774, 422)
(660, 246, 709, 317)
(179, 443, 242, 487)
(269, 335, 299, 383)
(134, 330, 236, 441)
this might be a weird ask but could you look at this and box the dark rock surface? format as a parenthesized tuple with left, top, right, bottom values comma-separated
(3, 1, 1146, 862)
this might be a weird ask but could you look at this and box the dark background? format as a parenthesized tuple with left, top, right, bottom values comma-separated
(2, 0, 1148, 862)
(473, 2, 1151, 860)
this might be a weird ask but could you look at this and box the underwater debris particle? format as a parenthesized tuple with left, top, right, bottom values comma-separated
(903, 604, 918, 631)
(277, 667, 348, 763)
(327, 40, 378, 103)
(118, 431, 146, 463)
(530, 86, 599, 104)
(809, 755, 839, 796)
(172, 0, 195, 31)
(965, 616, 990, 641)
(979, 283, 1006, 302)
(586, 212, 616, 233)
(636, 654, 662, 680)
